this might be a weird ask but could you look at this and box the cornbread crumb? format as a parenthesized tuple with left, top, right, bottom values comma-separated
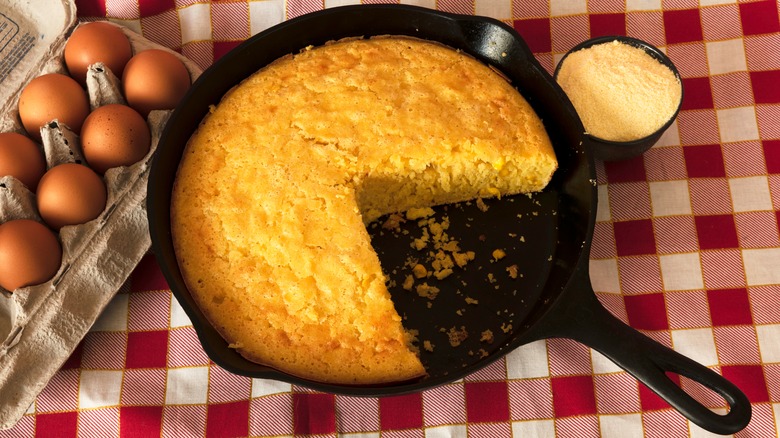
(402, 275, 415, 291)
(446, 326, 469, 347)
(506, 264, 519, 279)
(501, 323, 513, 333)
(492, 249, 506, 261)
(480, 330, 494, 344)
(412, 264, 428, 279)
(556, 40, 681, 141)
(416, 283, 440, 300)
(465, 297, 479, 305)
(423, 340, 435, 352)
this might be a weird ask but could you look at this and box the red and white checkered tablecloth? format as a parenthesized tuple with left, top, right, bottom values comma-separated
(2, 0, 779, 437)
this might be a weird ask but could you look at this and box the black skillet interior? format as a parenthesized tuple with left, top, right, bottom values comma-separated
(148, 5, 751, 434)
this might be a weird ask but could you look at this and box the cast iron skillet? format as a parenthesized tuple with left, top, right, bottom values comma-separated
(148, 5, 751, 434)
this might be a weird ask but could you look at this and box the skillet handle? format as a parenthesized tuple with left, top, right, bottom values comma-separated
(532, 264, 752, 435)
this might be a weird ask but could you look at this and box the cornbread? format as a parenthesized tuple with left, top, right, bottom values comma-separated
(556, 40, 682, 142)
(171, 36, 557, 384)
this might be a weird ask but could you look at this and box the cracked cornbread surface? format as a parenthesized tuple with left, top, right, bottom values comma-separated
(171, 36, 557, 384)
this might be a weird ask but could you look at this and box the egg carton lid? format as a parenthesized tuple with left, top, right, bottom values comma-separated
(0, 0, 76, 113)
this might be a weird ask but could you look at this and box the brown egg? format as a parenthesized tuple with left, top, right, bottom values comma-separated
(18, 73, 90, 141)
(0, 219, 62, 292)
(122, 49, 191, 117)
(64, 22, 133, 86)
(81, 104, 151, 174)
(0, 132, 46, 191)
(36, 163, 107, 230)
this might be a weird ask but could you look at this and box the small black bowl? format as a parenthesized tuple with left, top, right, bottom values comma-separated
(553, 35, 684, 161)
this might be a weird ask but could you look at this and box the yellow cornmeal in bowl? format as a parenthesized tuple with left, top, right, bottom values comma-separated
(556, 40, 682, 142)
(171, 36, 557, 385)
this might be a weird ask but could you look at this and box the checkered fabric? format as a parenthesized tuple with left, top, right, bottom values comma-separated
(1, 0, 778, 437)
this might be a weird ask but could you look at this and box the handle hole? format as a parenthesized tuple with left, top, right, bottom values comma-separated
(679, 373, 733, 413)
(646, 372, 733, 413)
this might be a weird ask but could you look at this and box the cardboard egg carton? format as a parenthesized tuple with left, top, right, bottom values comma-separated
(0, 0, 201, 428)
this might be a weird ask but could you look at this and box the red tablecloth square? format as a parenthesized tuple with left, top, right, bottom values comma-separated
(695, 215, 738, 249)
(551, 15, 590, 53)
(131, 254, 169, 293)
(594, 373, 641, 414)
(677, 109, 719, 144)
(469, 423, 512, 438)
(604, 155, 647, 183)
(589, 0, 625, 14)
(681, 77, 714, 110)
(168, 327, 211, 367)
(437, 0, 473, 15)
(590, 222, 617, 258)
(212, 2, 251, 42)
(618, 255, 664, 295)
(379, 393, 423, 430)
(336, 396, 380, 431)
(36, 412, 78, 438)
(667, 290, 711, 329)
(512, 0, 548, 20)
(683, 144, 726, 178)
(80, 409, 120, 437)
(205, 401, 250, 438)
(735, 211, 780, 248)
(664, 9, 704, 44)
(162, 405, 207, 438)
(555, 416, 600, 438)
(765, 140, 780, 173)
(139, 0, 176, 17)
(707, 288, 753, 326)
(208, 366, 251, 403)
(739, 0, 780, 36)
(128, 291, 171, 331)
(751, 70, 780, 104)
(714, 326, 761, 365)
(589, 13, 626, 38)
(36, 370, 80, 413)
(82, 332, 127, 370)
(464, 381, 510, 423)
(293, 393, 336, 435)
(508, 379, 554, 420)
(701, 249, 747, 289)
(286, 0, 321, 20)
(74, 0, 106, 17)
(614, 219, 656, 256)
(513, 19, 552, 53)
(712, 72, 755, 108)
(625, 294, 669, 330)
(638, 373, 680, 411)
(627, 11, 665, 47)
(551, 375, 597, 417)
(119, 406, 163, 438)
(654, 216, 698, 255)
(249, 394, 294, 436)
(689, 179, 733, 215)
(721, 365, 770, 403)
(214, 41, 243, 62)
(141, 10, 183, 50)
(126, 330, 169, 369)
(121, 369, 167, 405)
(644, 147, 687, 182)
(643, 410, 689, 438)
(701, 5, 742, 41)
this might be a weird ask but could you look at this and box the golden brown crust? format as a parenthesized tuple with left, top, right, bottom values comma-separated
(171, 36, 556, 384)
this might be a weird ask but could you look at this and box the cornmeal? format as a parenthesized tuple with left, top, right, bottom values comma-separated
(556, 40, 682, 142)
(171, 36, 557, 384)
